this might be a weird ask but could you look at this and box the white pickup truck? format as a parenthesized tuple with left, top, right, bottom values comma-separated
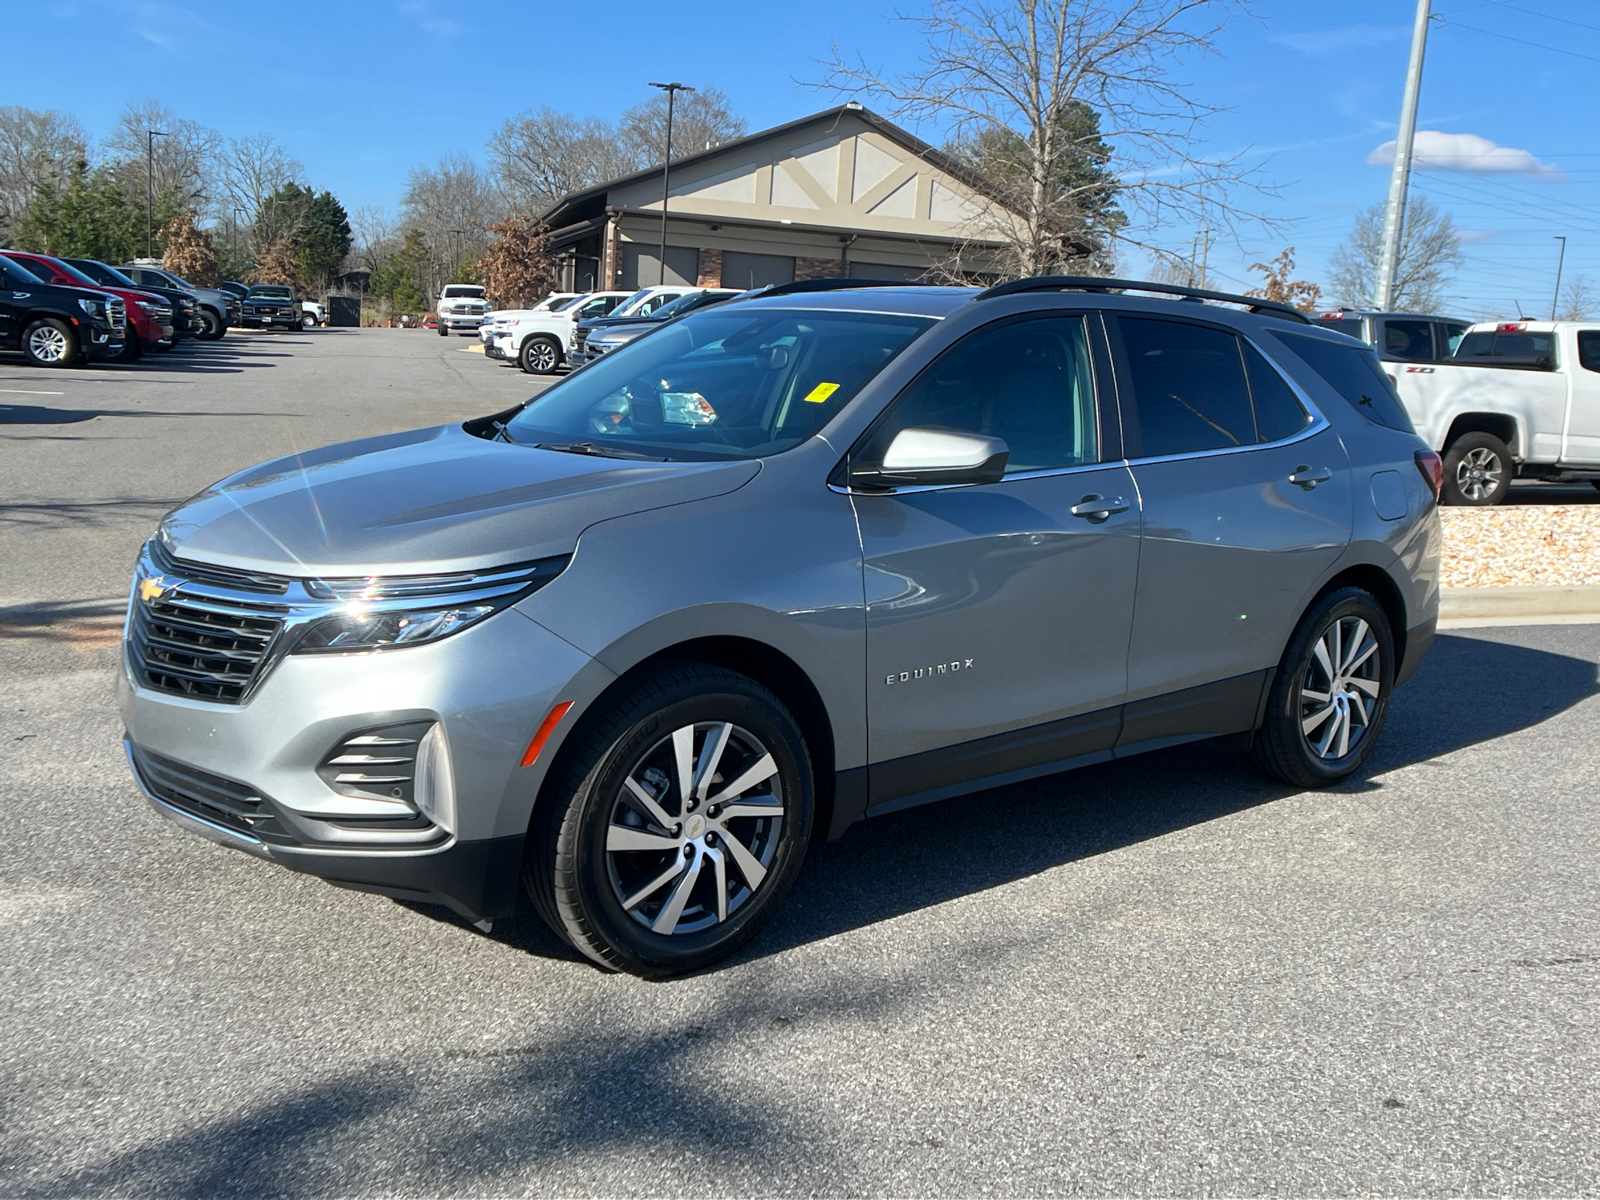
(486, 290, 634, 374)
(1392, 319, 1600, 505)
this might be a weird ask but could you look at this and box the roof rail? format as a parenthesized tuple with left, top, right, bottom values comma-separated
(975, 275, 1312, 324)
(750, 278, 924, 299)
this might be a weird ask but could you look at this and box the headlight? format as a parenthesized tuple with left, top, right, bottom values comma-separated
(290, 555, 569, 654)
(78, 298, 103, 315)
(137, 300, 160, 314)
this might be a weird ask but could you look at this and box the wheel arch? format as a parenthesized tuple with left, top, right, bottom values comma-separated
(1443, 411, 1521, 457)
(1303, 561, 1410, 674)
(531, 632, 843, 845)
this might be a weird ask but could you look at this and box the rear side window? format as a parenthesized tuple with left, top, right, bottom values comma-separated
(1244, 344, 1313, 442)
(1578, 331, 1600, 374)
(1272, 332, 1416, 433)
(1382, 319, 1435, 361)
(1118, 317, 1255, 456)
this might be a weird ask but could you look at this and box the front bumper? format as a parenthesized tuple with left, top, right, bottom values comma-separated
(83, 323, 125, 360)
(486, 336, 513, 360)
(240, 308, 298, 328)
(440, 315, 487, 332)
(119, 606, 594, 922)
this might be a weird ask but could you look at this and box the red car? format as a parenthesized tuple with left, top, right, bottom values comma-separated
(1, 251, 174, 363)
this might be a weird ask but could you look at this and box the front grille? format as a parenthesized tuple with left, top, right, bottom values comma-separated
(150, 539, 290, 595)
(128, 742, 285, 839)
(129, 594, 285, 702)
(108, 298, 126, 329)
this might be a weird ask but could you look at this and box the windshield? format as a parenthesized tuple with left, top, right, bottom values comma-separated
(1, 256, 45, 285)
(649, 291, 732, 321)
(501, 306, 934, 461)
(442, 286, 485, 298)
(249, 286, 294, 299)
(610, 289, 658, 317)
(548, 295, 582, 312)
(43, 258, 103, 288)
(161, 271, 192, 287)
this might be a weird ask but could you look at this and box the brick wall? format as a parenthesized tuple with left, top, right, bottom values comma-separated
(795, 256, 843, 281)
(603, 219, 623, 288)
(696, 248, 723, 287)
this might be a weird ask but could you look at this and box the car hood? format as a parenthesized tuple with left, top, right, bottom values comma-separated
(159, 423, 761, 576)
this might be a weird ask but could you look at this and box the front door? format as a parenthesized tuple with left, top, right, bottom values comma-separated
(854, 312, 1142, 810)
(1108, 314, 1353, 748)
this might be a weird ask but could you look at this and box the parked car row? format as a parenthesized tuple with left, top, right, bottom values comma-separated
(0, 248, 336, 367)
(479, 285, 744, 375)
(1315, 307, 1600, 505)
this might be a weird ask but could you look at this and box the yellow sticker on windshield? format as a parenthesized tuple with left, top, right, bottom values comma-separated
(803, 382, 841, 404)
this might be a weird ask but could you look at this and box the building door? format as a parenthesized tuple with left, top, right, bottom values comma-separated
(855, 312, 1141, 810)
(720, 252, 795, 290)
(622, 244, 699, 288)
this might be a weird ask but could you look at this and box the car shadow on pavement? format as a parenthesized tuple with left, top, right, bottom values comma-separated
(0, 403, 292, 425)
(460, 631, 1599, 970)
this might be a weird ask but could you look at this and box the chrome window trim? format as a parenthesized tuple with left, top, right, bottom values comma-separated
(1118, 328, 1332, 469)
(831, 456, 1122, 497)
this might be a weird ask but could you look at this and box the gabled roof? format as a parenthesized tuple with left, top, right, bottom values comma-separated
(539, 104, 1012, 230)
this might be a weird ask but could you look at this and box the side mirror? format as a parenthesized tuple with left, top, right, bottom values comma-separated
(850, 426, 1009, 490)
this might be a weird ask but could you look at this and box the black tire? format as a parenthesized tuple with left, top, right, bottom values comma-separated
(21, 318, 78, 368)
(1252, 586, 1395, 789)
(437, 322, 448, 337)
(115, 334, 143, 363)
(525, 663, 813, 977)
(519, 334, 561, 374)
(197, 309, 224, 340)
(1442, 432, 1513, 506)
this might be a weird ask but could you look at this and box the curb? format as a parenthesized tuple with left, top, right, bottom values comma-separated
(1440, 584, 1600, 620)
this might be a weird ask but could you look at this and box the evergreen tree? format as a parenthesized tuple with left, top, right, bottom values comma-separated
(14, 158, 180, 263)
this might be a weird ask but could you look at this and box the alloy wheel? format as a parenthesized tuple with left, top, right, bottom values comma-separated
(605, 721, 784, 935)
(1455, 447, 1503, 502)
(1298, 615, 1382, 760)
(28, 325, 70, 363)
(525, 340, 558, 372)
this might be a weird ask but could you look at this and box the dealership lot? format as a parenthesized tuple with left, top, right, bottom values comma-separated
(2, 330, 1598, 1194)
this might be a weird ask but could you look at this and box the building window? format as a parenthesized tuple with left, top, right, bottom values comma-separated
(621, 244, 700, 289)
(719, 251, 796, 290)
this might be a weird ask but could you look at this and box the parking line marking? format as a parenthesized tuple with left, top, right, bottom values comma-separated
(0, 388, 66, 396)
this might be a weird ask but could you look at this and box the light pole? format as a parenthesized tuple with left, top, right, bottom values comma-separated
(649, 82, 693, 285)
(232, 206, 246, 259)
(1551, 235, 1567, 320)
(1375, 0, 1433, 311)
(448, 228, 464, 281)
(145, 129, 168, 259)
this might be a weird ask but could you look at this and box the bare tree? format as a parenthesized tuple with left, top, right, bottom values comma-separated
(1558, 274, 1596, 322)
(349, 205, 398, 275)
(0, 106, 88, 242)
(818, 0, 1268, 278)
(617, 88, 748, 166)
(400, 154, 502, 297)
(215, 134, 303, 234)
(490, 109, 636, 212)
(1327, 194, 1461, 312)
(103, 99, 219, 210)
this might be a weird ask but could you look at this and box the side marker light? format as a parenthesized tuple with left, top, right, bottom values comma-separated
(520, 701, 574, 767)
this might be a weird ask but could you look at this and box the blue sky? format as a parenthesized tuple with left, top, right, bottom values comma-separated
(11, 0, 1599, 318)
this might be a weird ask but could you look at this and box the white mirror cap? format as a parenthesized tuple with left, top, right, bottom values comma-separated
(882, 427, 1001, 472)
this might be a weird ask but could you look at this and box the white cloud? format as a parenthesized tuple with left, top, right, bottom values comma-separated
(1368, 131, 1560, 176)
(1270, 24, 1410, 58)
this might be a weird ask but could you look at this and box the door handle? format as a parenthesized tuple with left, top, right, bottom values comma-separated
(1070, 494, 1130, 522)
(1289, 465, 1332, 490)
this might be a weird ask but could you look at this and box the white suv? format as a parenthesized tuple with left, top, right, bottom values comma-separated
(437, 285, 492, 336)
(479, 293, 581, 347)
(488, 291, 633, 374)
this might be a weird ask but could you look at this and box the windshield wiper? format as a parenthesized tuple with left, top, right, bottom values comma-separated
(534, 441, 668, 461)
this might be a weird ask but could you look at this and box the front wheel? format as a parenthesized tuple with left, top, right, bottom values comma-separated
(1442, 432, 1513, 506)
(22, 319, 78, 368)
(525, 664, 813, 977)
(302, 312, 317, 330)
(436, 322, 448, 337)
(1252, 587, 1394, 789)
(197, 310, 224, 340)
(519, 335, 561, 374)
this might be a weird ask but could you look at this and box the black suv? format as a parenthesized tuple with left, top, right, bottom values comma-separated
(0, 255, 126, 366)
(64, 258, 199, 346)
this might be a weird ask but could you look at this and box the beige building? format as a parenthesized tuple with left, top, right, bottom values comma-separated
(540, 104, 1018, 293)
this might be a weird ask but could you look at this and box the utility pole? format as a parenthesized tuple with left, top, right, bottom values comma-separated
(145, 129, 168, 259)
(1198, 228, 1212, 287)
(1375, 0, 1432, 311)
(448, 228, 464, 281)
(232, 207, 245, 258)
(1551, 235, 1567, 320)
(649, 82, 693, 286)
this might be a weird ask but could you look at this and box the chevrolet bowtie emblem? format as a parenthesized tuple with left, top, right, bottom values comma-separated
(138, 574, 174, 604)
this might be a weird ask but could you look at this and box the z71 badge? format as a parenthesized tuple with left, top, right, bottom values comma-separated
(886, 659, 973, 685)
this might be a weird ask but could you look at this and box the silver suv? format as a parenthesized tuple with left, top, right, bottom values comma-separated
(120, 278, 1443, 976)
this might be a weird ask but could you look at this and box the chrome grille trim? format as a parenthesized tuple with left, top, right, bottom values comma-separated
(107, 298, 126, 329)
(126, 541, 569, 705)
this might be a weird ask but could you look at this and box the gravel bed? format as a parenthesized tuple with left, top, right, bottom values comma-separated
(1441, 505, 1600, 587)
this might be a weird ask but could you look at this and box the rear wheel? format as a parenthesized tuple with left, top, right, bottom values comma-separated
(1252, 587, 1394, 788)
(1442, 432, 1513, 506)
(525, 664, 813, 977)
(22, 319, 77, 368)
(519, 334, 561, 374)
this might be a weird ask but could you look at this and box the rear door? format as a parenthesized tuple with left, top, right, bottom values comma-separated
(1565, 328, 1600, 462)
(857, 311, 1141, 808)
(1109, 314, 1353, 748)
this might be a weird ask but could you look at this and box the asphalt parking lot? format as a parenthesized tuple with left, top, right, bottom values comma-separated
(2, 330, 1598, 1196)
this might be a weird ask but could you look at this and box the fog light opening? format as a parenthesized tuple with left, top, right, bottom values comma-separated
(414, 723, 457, 835)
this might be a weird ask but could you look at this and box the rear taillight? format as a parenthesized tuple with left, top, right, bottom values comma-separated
(1415, 449, 1444, 501)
